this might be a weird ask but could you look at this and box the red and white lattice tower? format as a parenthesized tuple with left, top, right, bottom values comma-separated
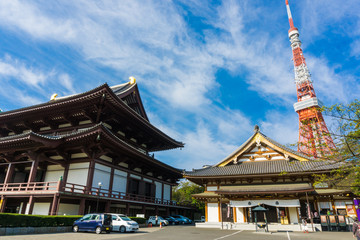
(285, 0, 335, 157)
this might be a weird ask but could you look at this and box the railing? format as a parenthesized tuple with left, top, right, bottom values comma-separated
(0, 181, 194, 208)
(0, 181, 59, 192)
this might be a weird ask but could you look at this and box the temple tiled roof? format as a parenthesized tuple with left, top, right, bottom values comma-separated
(184, 160, 341, 177)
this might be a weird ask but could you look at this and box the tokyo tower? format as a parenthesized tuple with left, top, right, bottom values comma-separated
(285, 0, 336, 157)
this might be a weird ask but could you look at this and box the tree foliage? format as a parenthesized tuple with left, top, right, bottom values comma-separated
(314, 99, 360, 194)
(172, 180, 205, 212)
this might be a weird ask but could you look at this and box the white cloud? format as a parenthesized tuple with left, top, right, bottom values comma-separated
(260, 110, 298, 147)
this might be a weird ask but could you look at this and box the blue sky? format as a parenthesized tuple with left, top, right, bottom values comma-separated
(0, 0, 359, 170)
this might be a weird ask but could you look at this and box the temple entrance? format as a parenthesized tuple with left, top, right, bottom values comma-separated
(221, 203, 233, 222)
(247, 205, 278, 223)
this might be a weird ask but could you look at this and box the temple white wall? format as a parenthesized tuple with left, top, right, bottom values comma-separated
(163, 184, 171, 200)
(112, 169, 127, 193)
(288, 207, 299, 224)
(92, 163, 111, 189)
(58, 203, 79, 215)
(207, 203, 219, 222)
(44, 165, 64, 182)
(207, 186, 218, 191)
(32, 202, 51, 215)
(236, 207, 245, 223)
(155, 181, 162, 199)
(67, 163, 89, 186)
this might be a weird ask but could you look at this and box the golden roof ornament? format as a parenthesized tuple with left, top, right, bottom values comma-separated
(129, 76, 136, 84)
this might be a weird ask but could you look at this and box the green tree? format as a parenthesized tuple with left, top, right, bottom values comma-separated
(313, 99, 360, 194)
(172, 180, 205, 212)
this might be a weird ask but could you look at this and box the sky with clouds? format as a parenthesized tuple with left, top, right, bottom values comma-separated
(0, 0, 359, 170)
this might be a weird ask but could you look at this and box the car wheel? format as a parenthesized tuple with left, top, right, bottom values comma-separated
(119, 226, 126, 233)
(172, 222, 175, 225)
(95, 226, 102, 234)
(73, 225, 79, 233)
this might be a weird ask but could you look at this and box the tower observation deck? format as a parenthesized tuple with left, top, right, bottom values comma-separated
(285, 0, 335, 157)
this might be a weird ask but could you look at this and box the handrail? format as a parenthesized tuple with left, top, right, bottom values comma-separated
(0, 181, 195, 208)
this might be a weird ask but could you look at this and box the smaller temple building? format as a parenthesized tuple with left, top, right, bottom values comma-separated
(184, 126, 358, 231)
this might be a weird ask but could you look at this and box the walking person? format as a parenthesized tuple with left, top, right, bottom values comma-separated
(353, 217, 360, 240)
(302, 217, 309, 233)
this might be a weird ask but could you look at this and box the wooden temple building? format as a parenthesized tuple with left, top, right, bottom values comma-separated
(0, 79, 194, 216)
(184, 126, 357, 231)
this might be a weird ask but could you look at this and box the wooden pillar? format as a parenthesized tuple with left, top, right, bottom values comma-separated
(50, 194, 60, 215)
(205, 202, 208, 222)
(28, 159, 39, 183)
(4, 163, 15, 184)
(126, 203, 130, 216)
(78, 199, 86, 215)
(161, 183, 164, 203)
(218, 201, 221, 222)
(62, 164, 69, 185)
(28, 196, 35, 214)
(0, 196, 7, 212)
(109, 168, 114, 195)
(105, 201, 111, 212)
(233, 207, 237, 223)
(86, 160, 95, 193)
(20, 201, 26, 214)
(244, 208, 247, 223)
(331, 198, 336, 215)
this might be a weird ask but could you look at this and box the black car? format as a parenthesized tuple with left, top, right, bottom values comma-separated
(164, 216, 179, 225)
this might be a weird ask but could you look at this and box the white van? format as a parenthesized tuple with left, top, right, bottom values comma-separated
(110, 214, 139, 233)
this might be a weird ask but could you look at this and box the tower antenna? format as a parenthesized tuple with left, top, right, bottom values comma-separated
(285, 0, 335, 157)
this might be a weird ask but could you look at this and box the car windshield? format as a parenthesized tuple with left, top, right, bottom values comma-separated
(119, 216, 132, 221)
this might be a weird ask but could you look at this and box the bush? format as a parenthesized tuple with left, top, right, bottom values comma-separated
(129, 217, 147, 224)
(0, 213, 82, 228)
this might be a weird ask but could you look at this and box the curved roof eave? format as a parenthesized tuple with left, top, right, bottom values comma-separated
(0, 83, 184, 150)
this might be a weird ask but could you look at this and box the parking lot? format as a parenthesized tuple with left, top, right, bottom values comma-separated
(0, 225, 353, 240)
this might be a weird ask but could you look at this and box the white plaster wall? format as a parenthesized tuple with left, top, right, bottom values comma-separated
(155, 181, 162, 199)
(236, 207, 245, 223)
(207, 186, 218, 191)
(44, 165, 64, 182)
(207, 203, 219, 222)
(92, 163, 111, 190)
(67, 163, 89, 186)
(163, 184, 171, 201)
(32, 202, 51, 215)
(58, 203, 79, 215)
(289, 207, 299, 224)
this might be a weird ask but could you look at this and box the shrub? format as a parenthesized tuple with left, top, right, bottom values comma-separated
(129, 217, 147, 224)
(0, 213, 82, 228)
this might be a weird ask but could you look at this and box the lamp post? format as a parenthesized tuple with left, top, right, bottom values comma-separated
(96, 182, 103, 212)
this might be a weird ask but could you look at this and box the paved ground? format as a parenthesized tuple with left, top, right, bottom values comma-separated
(0, 225, 354, 240)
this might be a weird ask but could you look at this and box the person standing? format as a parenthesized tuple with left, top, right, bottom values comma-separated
(155, 215, 158, 226)
(302, 217, 309, 233)
(353, 217, 360, 240)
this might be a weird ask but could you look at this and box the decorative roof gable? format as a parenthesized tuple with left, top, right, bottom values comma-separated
(216, 126, 312, 167)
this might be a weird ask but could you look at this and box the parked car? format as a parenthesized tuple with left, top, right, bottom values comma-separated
(164, 216, 179, 225)
(73, 213, 112, 234)
(110, 213, 139, 233)
(171, 215, 191, 224)
(148, 216, 169, 226)
(183, 216, 193, 224)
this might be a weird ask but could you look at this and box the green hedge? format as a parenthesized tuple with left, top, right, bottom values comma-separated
(0, 213, 82, 228)
(129, 217, 147, 224)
